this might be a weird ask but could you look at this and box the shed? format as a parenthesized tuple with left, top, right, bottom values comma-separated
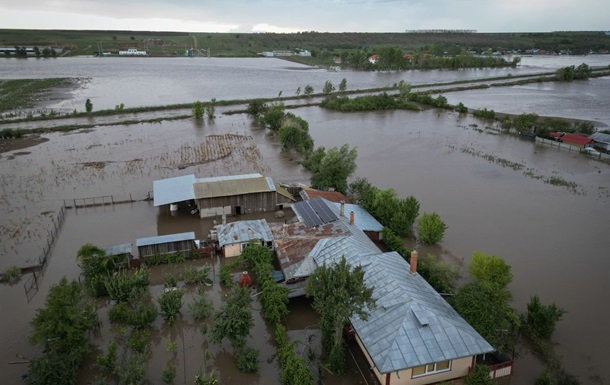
(590, 132, 610, 151)
(217, 219, 274, 258)
(136, 232, 196, 260)
(193, 173, 294, 218)
(100, 243, 134, 268)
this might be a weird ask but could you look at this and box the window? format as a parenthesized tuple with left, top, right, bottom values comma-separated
(411, 360, 451, 378)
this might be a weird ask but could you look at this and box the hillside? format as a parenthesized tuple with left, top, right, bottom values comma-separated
(0, 29, 609, 57)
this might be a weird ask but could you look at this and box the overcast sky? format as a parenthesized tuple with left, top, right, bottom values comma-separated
(0, 0, 608, 33)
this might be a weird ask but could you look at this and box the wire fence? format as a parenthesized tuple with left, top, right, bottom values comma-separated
(536, 137, 610, 162)
(63, 192, 153, 209)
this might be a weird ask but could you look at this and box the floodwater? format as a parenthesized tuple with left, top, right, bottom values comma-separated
(1, 56, 610, 384)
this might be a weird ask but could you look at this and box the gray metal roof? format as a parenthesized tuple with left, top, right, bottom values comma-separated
(350, 251, 494, 374)
(136, 232, 196, 247)
(217, 219, 273, 247)
(153, 174, 196, 206)
(590, 132, 610, 144)
(325, 200, 383, 232)
(101, 243, 133, 256)
(193, 174, 278, 199)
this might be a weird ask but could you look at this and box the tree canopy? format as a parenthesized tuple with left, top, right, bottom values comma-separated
(306, 256, 375, 374)
(303, 144, 357, 193)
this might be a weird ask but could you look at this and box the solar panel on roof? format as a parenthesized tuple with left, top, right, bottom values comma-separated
(309, 198, 338, 223)
(293, 201, 322, 228)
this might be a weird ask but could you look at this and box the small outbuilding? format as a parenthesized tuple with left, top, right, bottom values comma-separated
(100, 243, 134, 268)
(217, 219, 273, 258)
(136, 232, 196, 261)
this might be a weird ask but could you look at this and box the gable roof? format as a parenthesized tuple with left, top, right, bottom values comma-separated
(217, 219, 273, 247)
(590, 132, 610, 144)
(136, 232, 196, 247)
(300, 189, 350, 204)
(561, 133, 593, 147)
(101, 243, 133, 256)
(193, 173, 295, 201)
(153, 174, 196, 206)
(324, 200, 383, 233)
(350, 252, 494, 373)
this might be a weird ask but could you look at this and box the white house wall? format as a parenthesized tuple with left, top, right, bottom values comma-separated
(223, 244, 241, 258)
(355, 334, 472, 385)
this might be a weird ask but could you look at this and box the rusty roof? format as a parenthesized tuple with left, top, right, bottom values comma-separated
(300, 189, 350, 203)
(193, 174, 295, 201)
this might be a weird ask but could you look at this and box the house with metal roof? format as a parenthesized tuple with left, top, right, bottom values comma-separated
(266, 198, 497, 383)
(347, 251, 494, 385)
(217, 219, 274, 258)
(135, 232, 196, 260)
(299, 188, 350, 204)
(192, 173, 295, 218)
(153, 174, 196, 208)
(326, 200, 384, 241)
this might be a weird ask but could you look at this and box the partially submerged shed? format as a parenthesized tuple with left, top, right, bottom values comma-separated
(100, 243, 134, 268)
(136, 232, 196, 261)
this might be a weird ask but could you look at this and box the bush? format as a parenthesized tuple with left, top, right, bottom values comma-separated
(235, 347, 260, 372)
(96, 341, 117, 376)
(181, 265, 212, 285)
(417, 212, 448, 245)
(246, 99, 267, 116)
(455, 102, 468, 113)
(85, 98, 93, 113)
(0, 265, 21, 284)
(473, 108, 496, 120)
(463, 364, 493, 385)
(525, 295, 566, 339)
(188, 288, 214, 320)
(162, 363, 177, 384)
(192, 100, 204, 119)
(158, 289, 184, 326)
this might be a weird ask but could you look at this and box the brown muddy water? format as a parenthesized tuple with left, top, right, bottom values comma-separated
(1, 104, 609, 384)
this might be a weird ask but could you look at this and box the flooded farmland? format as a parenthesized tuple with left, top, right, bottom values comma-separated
(1, 57, 610, 385)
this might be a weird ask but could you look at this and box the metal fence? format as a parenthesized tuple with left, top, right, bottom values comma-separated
(536, 137, 610, 162)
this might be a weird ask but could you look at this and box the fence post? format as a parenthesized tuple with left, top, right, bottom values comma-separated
(111, 195, 114, 205)
(73, 199, 76, 208)
(130, 193, 133, 202)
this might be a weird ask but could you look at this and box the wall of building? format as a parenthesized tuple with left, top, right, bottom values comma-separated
(354, 334, 472, 385)
(222, 243, 242, 258)
(197, 192, 291, 217)
(138, 240, 194, 259)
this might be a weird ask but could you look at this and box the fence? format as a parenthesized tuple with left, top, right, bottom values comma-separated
(64, 192, 153, 209)
(22, 203, 66, 300)
(536, 137, 610, 162)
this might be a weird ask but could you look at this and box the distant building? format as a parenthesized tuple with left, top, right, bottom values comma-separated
(368, 54, 378, 64)
(298, 50, 311, 57)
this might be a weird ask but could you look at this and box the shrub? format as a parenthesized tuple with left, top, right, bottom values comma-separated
(118, 352, 146, 385)
(181, 265, 212, 285)
(158, 289, 184, 326)
(96, 341, 117, 376)
(235, 347, 260, 372)
(417, 212, 448, 245)
(188, 288, 214, 320)
(85, 98, 93, 113)
(455, 102, 468, 113)
(127, 328, 151, 353)
(473, 108, 496, 120)
(525, 295, 566, 339)
(246, 99, 267, 116)
(162, 364, 177, 384)
(463, 364, 493, 385)
(192, 100, 204, 119)
(1, 265, 21, 284)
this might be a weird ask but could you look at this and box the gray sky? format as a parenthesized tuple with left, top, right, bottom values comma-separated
(0, 0, 608, 33)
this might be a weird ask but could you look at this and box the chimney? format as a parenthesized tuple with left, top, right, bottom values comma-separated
(349, 211, 354, 225)
(410, 250, 418, 274)
(340, 201, 345, 217)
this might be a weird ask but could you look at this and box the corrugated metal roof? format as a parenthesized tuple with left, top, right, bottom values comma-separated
(193, 175, 275, 199)
(301, 189, 350, 203)
(325, 200, 383, 232)
(136, 232, 196, 247)
(590, 132, 610, 144)
(101, 243, 132, 256)
(350, 252, 494, 373)
(195, 173, 262, 183)
(217, 219, 273, 247)
(153, 174, 196, 206)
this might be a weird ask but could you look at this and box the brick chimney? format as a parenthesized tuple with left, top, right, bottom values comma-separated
(349, 211, 354, 225)
(340, 201, 345, 217)
(410, 250, 418, 274)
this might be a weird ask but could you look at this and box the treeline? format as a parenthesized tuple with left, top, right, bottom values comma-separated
(339, 48, 520, 71)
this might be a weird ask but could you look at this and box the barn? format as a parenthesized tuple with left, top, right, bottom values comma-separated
(193, 173, 295, 218)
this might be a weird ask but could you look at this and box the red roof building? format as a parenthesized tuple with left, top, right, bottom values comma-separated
(561, 133, 594, 148)
(300, 189, 350, 204)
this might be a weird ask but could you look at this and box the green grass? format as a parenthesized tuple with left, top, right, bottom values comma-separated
(0, 78, 69, 112)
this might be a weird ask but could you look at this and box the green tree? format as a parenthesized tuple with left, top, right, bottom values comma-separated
(211, 285, 253, 348)
(338, 78, 347, 93)
(525, 295, 566, 339)
(306, 257, 376, 374)
(417, 212, 448, 244)
(323, 80, 335, 94)
(469, 251, 513, 289)
(260, 103, 285, 131)
(158, 289, 184, 326)
(33, 46, 41, 57)
(28, 277, 98, 385)
(192, 100, 204, 119)
(85, 98, 93, 113)
(205, 98, 216, 119)
(246, 99, 267, 116)
(304, 84, 314, 97)
(305, 144, 357, 193)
